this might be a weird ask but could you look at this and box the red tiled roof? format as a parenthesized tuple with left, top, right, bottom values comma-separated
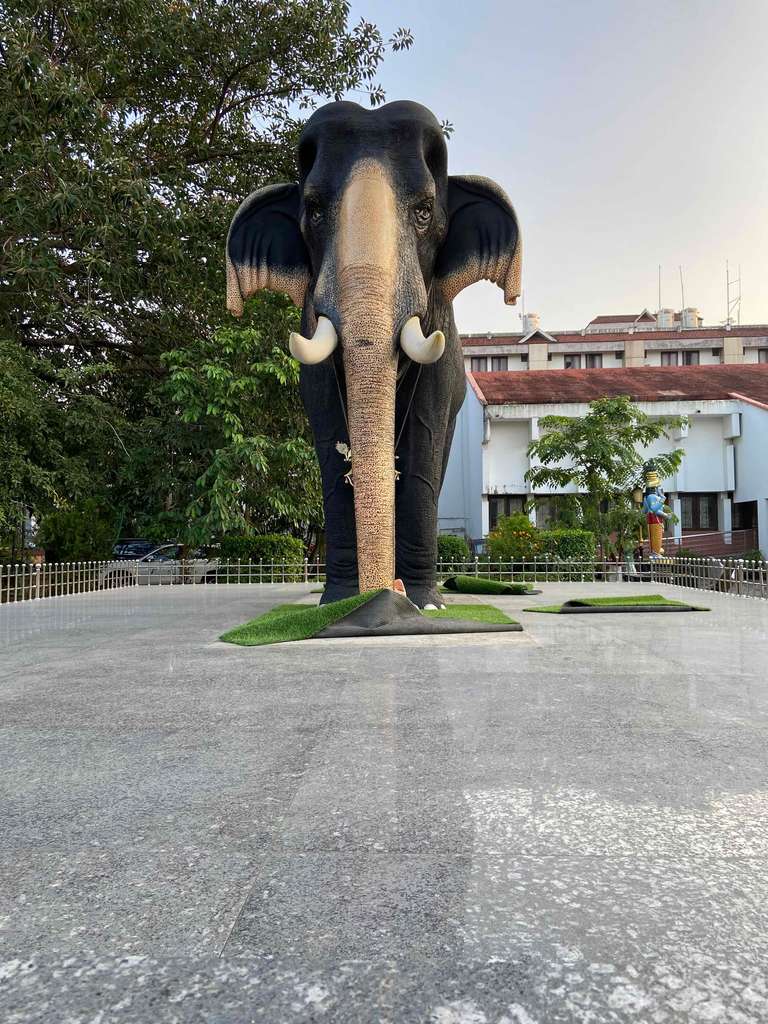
(461, 326, 768, 348)
(469, 363, 768, 406)
(588, 313, 645, 324)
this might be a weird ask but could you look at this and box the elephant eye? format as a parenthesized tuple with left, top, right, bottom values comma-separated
(305, 200, 324, 226)
(413, 200, 433, 230)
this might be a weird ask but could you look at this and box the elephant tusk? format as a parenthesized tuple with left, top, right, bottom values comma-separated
(399, 317, 445, 364)
(289, 316, 338, 365)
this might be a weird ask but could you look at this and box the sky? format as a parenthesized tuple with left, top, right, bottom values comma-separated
(346, 0, 768, 333)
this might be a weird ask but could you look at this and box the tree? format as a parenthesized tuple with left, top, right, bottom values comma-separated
(164, 293, 323, 543)
(0, 1, 412, 549)
(525, 396, 685, 558)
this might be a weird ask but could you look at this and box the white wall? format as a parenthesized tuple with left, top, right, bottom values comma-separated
(441, 392, 764, 540)
(734, 403, 768, 503)
(484, 420, 533, 495)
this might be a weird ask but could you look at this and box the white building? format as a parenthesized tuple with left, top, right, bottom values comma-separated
(462, 309, 768, 374)
(439, 362, 768, 556)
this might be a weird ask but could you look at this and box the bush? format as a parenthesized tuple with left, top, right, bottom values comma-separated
(437, 534, 470, 563)
(538, 528, 596, 561)
(219, 533, 305, 564)
(38, 500, 117, 562)
(487, 513, 541, 561)
(673, 547, 699, 560)
(740, 549, 765, 564)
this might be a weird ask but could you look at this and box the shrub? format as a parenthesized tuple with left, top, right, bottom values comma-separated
(38, 500, 117, 562)
(437, 534, 470, 563)
(538, 528, 596, 561)
(219, 533, 305, 564)
(673, 547, 699, 560)
(487, 513, 541, 561)
(740, 549, 765, 564)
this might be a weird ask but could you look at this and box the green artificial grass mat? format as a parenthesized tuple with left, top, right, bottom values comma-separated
(525, 594, 708, 613)
(221, 595, 518, 645)
(221, 590, 381, 646)
(441, 575, 533, 595)
(423, 604, 516, 625)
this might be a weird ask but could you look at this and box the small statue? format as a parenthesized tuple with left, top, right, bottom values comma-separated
(641, 465, 669, 559)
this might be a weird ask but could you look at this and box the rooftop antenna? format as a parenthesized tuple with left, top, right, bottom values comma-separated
(658, 264, 662, 311)
(724, 260, 742, 327)
(679, 265, 685, 310)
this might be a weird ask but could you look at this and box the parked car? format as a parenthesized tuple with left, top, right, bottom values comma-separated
(112, 538, 158, 560)
(100, 544, 220, 587)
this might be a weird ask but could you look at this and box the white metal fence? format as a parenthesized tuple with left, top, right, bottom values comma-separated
(1, 557, 766, 605)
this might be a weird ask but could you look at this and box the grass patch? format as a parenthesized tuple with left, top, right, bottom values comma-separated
(221, 594, 519, 645)
(221, 590, 381, 646)
(423, 603, 517, 624)
(525, 593, 708, 613)
(442, 575, 532, 596)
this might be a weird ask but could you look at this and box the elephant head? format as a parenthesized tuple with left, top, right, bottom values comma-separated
(226, 100, 521, 594)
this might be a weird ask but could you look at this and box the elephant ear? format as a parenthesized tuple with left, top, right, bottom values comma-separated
(226, 183, 310, 315)
(435, 176, 522, 305)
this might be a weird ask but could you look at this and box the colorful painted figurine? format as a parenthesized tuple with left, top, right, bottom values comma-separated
(642, 466, 669, 558)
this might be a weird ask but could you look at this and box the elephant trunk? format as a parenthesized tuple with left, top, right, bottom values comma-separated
(336, 161, 399, 592)
(339, 267, 398, 592)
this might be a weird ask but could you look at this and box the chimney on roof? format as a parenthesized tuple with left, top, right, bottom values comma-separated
(523, 312, 541, 334)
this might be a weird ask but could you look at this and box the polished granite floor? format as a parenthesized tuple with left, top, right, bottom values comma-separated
(1, 583, 767, 1022)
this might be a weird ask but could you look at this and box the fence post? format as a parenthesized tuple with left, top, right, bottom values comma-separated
(304, 558, 309, 583)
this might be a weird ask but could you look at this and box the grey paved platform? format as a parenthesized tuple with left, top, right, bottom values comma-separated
(1, 582, 767, 1022)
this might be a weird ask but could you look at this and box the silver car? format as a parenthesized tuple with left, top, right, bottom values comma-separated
(100, 544, 220, 587)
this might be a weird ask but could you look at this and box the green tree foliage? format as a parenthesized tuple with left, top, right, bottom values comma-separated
(525, 396, 685, 557)
(37, 497, 117, 561)
(164, 294, 322, 541)
(0, 0, 412, 552)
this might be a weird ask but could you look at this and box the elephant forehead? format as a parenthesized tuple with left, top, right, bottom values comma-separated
(302, 99, 443, 137)
(304, 148, 438, 206)
(336, 160, 398, 270)
(299, 103, 447, 193)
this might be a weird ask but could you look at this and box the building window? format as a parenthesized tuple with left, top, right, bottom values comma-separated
(682, 350, 699, 366)
(733, 501, 756, 530)
(661, 351, 679, 366)
(470, 357, 487, 373)
(488, 495, 525, 531)
(585, 353, 603, 369)
(520, 354, 528, 363)
(564, 354, 581, 370)
(681, 493, 718, 531)
(759, 349, 768, 363)
(490, 356, 508, 371)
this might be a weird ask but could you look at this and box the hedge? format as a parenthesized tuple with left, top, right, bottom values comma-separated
(437, 534, 470, 563)
(219, 533, 306, 564)
(538, 529, 596, 561)
(487, 516, 596, 563)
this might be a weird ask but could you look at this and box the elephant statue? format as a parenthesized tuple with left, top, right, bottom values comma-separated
(226, 101, 521, 608)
